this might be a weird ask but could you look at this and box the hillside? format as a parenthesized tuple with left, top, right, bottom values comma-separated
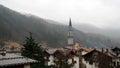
(0, 5, 119, 48)
(74, 24, 120, 41)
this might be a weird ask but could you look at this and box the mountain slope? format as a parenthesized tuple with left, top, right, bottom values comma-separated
(0, 5, 119, 48)
(74, 24, 120, 42)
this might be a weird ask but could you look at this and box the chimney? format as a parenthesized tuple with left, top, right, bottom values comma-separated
(106, 49, 109, 53)
(102, 48, 104, 53)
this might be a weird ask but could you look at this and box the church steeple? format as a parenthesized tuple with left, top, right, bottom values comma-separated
(69, 18, 72, 27)
(67, 18, 74, 45)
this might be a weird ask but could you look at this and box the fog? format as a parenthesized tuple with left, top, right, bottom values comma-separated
(0, 0, 120, 28)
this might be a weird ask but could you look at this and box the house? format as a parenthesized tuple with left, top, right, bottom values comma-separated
(43, 43, 87, 68)
(83, 49, 115, 68)
(43, 48, 57, 67)
(111, 47, 120, 68)
(0, 50, 38, 68)
(112, 47, 120, 56)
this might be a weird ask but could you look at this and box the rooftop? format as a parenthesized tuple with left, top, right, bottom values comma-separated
(0, 53, 38, 67)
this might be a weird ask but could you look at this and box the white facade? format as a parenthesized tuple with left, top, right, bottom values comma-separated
(82, 56, 95, 68)
(68, 56, 80, 68)
(48, 55, 55, 66)
(47, 55, 80, 68)
(73, 56, 79, 68)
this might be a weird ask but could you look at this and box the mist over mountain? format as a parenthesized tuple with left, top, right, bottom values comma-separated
(0, 5, 119, 48)
(74, 24, 120, 41)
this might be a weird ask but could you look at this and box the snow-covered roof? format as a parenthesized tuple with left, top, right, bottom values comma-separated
(0, 53, 22, 59)
(0, 53, 38, 67)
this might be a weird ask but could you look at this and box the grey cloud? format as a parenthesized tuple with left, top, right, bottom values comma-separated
(0, 0, 120, 28)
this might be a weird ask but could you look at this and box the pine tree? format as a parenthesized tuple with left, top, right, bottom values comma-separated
(22, 32, 46, 68)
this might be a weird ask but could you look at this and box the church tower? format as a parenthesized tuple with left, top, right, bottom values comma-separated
(67, 18, 74, 45)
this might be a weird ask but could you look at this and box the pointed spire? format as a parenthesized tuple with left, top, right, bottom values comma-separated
(67, 18, 74, 45)
(69, 18, 72, 27)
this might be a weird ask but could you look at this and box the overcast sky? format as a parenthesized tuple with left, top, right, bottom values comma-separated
(0, 0, 120, 28)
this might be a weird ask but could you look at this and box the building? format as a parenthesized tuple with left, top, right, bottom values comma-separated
(0, 50, 38, 68)
(83, 49, 118, 68)
(68, 18, 74, 45)
(43, 48, 57, 67)
(44, 43, 86, 68)
(111, 47, 120, 68)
